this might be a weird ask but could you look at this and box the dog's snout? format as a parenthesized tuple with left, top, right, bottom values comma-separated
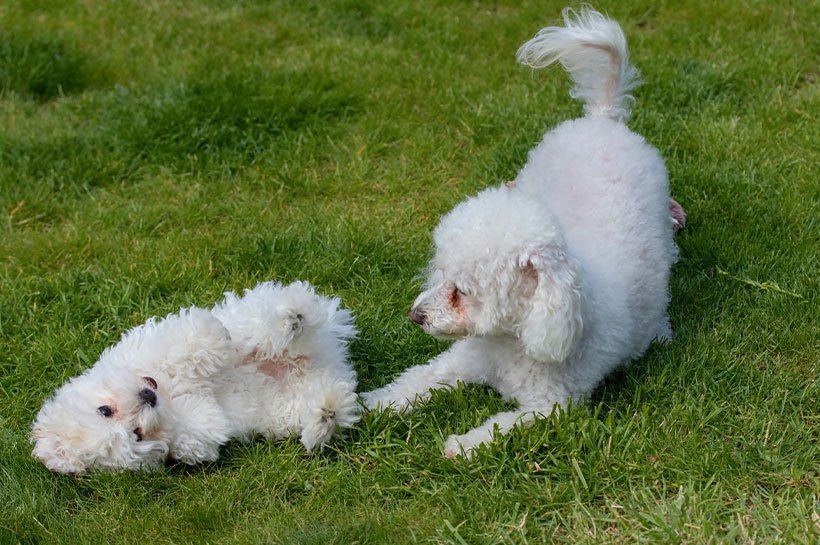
(409, 307, 426, 325)
(138, 388, 157, 407)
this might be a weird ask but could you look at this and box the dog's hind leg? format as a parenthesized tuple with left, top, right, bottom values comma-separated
(669, 198, 686, 232)
(299, 380, 360, 451)
(653, 314, 674, 343)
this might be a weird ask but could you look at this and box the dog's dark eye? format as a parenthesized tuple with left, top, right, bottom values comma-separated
(97, 405, 114, 418)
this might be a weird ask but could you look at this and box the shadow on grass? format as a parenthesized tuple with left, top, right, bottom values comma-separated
(114, 68, 360, 167)
(0, 33, 105, 101)
(0, 66, 362, 227)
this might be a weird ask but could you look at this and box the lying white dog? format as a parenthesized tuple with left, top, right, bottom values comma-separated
(362, 8, 680, 458)
(32, 281, 359, 474)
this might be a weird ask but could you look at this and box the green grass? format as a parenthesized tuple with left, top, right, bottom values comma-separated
(1, 0, 817, 543)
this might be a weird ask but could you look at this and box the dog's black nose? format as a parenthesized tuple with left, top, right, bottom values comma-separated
(138, 388, 157, 407)
(409, 308, 426, 325)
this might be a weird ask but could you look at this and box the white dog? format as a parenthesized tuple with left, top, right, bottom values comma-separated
(362, 8, 681, 458)
(32, 281, 359, 474)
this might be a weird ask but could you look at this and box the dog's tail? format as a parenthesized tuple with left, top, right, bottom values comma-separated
(516, 7, 640, 122)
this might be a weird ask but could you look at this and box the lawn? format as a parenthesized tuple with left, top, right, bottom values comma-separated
(1, 0, 817, 543)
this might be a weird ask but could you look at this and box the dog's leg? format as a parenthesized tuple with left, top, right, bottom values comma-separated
(169, 394, 233, 464)
(669, 198, 686, 231)
(361, 339, 489, 412)
(443, 364, 577, 459)
(654, 314, 674, 343)
(300, 381, 360, 451)
(159, 308, 237, 383)
(443, 408, 541, 459)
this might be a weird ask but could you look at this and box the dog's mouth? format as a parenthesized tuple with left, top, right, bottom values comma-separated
(133, 427, 144, 442)
(142, 376, 158, 390)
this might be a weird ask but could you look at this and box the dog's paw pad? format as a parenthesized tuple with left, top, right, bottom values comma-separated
(281, 312, 304, 336)
(319, 408, 336, 424)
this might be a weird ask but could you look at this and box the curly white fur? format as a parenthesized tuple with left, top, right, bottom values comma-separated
(31, 281, 359, 474)
(516, 6, 640, 121)
(362, 7, 680, 459)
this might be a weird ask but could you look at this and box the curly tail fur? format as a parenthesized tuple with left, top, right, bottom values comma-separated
(516, 7, 640, 122)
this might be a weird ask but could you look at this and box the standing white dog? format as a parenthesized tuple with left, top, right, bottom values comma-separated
(362, 8, 680, 458)
(32, 281, 359, 474)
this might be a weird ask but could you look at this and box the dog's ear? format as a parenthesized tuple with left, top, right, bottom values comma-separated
(515, 246, 585, 363)
(31, 430, 87, 474)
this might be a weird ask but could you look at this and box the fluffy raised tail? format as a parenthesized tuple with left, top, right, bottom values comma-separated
(516, 7, 640, 121)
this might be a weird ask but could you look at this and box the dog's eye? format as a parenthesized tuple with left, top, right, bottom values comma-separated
(97, 405, 114, 418)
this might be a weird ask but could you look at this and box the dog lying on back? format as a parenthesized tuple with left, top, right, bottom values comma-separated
(363, 8, 681, 458)
(32, 281, 359, 474)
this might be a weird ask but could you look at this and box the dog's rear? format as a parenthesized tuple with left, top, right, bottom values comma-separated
(515, 7, 678, 350)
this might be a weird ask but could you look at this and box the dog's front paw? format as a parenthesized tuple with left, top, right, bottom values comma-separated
(443, 434, 477, 460)
(359, 390, 382, 411)
(172, 434, 221, 465)
(360, 389, 412, 413)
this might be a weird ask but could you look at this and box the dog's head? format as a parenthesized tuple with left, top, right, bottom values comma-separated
(411, 186, 585, 363)
(31, 369, 170, 474)
(31, 308, 232, 474)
